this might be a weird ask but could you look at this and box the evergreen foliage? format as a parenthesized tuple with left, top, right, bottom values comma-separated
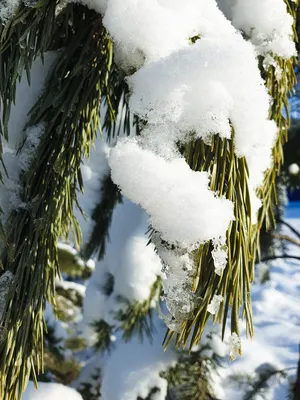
(0, 3, 116, 397)
(0, 1, 299, 399)
(83, 173, 122, 261)
(164, 134, 255, 349)
(116, 278, 161, 342)
(163, 341, 222, 400)
(229, 363, 288, 400)
(160, 0, 299, 353)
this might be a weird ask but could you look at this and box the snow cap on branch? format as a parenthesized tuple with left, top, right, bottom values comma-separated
(218, 0, 296, 58)
(109, 139, 234, 250)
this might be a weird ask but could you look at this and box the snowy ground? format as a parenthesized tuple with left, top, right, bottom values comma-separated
(222, 202, 300, 399)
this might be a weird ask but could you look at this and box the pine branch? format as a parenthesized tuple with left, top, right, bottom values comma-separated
(44, 323, 65, 362)
(77, 367, 101, 400)
(162, 0, 299, 352)
(91, 277, 161, 354)
(115, 278, 162, 343)
(278, 219, 300, 240)
(163, 343, 222, 400)
(83, 173, 122, 261)
(292, 344, 300, 400)
(137, 387, 162, 400)
(269, 232, 300, 247)
(257, 0, 298, 231)
(0, 5, 115, 398)
(102, 67, 140, 140)
(229, 364, 288, 400)
(163, 134, 255, 350)
(0, 0, 59, 139)
(260, 255, 300, 262)
(92, 320, 114, 353)
(58, 244, 93, 279)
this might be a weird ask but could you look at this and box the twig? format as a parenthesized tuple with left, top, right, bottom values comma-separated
(278, 219, 300, 240)
(260, 255, 300, 263)
(270, 232, 300, 247)
(292, 344, 300, 400)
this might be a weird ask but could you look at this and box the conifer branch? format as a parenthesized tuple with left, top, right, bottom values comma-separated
(91, 277, 161, 352)
(116, 277, 162, 343)
(292, 344, 300, 400)
(0, 0, 59, 139)
(270, 232, 300, 247)
(92, 320, 114, 352)
(163, 134, 255, 349)
(163, 343, 222, 400)
(83, 173, 122, 261)
(257, 0, 299, 231)
(0, 4, 115, 398)
(278, 219, 300, 240)
(163, 0, 299, 352)
(229, 364, 289, 400)
(260, 255, 300, 262)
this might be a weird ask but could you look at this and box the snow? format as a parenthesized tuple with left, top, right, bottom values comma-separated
(207, 294, 224, 315)
(6, 53, 56, 151)
(0, 53, 56, 225)
(228, 333, 242, 361)
(7, 3, 296, 398)
(99, 0, 282, 329)
(81, 198, 162, 338)
(73, 352, 103, 397)
(218, 0, 296, 58)
(109, 139, 234, 250)
(54, 207, 300, 400)
(0, 0, 19, 21)
(101, 320, 177, 400)
(44, 303, 69, 343)
(156, 244, 197, 331)
(56, 279, 86, 298)
(23, 382, 83, 400)
(84, 0, 277, 189)
(101, 0, 235, 69)
(212, 237, 228, 275)
(0, 271, 14, 320)
(222, 208, 300, 399)
(73, 138, 110, 245)
(58, 242, 78, 257)
(127, 35, 277, 189)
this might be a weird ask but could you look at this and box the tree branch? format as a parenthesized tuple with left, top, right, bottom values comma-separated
(260, 255, 300, 263)
(270, 232, 300, 247)
(278, 219, 300, 240)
